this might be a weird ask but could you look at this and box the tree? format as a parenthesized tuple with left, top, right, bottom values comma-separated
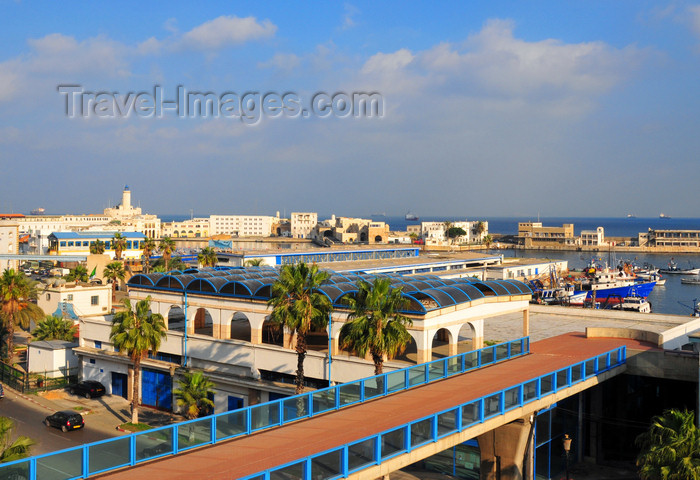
(112, 233, 127, 261)
(174, 371, 215, 419)
(65, 265, 88, 283)
(159, 237, 176, 271)
(0, 416, 35, 463)
(268, 263, 332, 395)
(636, 408, 700, 480)
(141, 238, 156, 274)
(90, 239, 106, 255)
(339, 277, 413, 375)
(245, 258, 265, 267)
(110, 297, 167, 424)
(103, 262, 126, 303)
(152, 256, 186, 272)
(442, 221, 453, 244)
(483, 234, 493, 249)
(197, 247, 218, 268)
(447, 227, 467, 244)
(0, 269, 44, 361)
(32, 315, 77, 341)
(472, 221, 486, 240)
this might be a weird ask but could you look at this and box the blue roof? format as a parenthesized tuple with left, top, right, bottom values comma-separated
(128, 267, 531, 314)
(50, 232, 145, 239)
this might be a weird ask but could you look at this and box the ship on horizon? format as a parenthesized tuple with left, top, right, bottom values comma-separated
(405, 211, 419, 221)
(659, 213, 672, 219)
(30, 207, 45, 215)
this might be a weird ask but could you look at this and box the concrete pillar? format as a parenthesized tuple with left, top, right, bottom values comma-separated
(284, 331, 295, 349)
(448, 342, 459, 357)
(522, 309, 530, 337)
(471, 319, 484, 350)
(416, 348, 430, 364)
(477, 417, 533, 480)
(251, 328, 263, 344)
(330, 336, 339, 355)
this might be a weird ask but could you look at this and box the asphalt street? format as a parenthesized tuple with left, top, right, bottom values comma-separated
(1, 389, 123, 455)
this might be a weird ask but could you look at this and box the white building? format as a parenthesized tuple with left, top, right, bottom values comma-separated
(291, 212, 318, 239)
(420, 220, 489, 245)
(580, 227, 605, 247)
(0, 220, 19, 271)
(48, 231, 146, 260)
(486, 258, 568, 282)
(210, 215, 275, 237)
(37, 282, 113, 319)
(28, 340, 79, 378)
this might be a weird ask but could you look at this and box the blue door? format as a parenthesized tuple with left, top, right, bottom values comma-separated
(228, 396, 243, 411)
(111, 372, 128, 399)
(141, 369, 172, 410)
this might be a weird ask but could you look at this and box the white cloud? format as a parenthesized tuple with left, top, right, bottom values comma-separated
(181, 15, 276, 50)
(258, 53, 301, 72)
(342, 3, 360, 30)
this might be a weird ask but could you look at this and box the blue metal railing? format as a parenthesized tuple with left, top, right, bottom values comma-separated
(239, 346, 627, 480)
(0, 338, 529, 480)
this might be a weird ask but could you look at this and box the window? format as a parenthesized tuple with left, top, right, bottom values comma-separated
(60, 241, 66, 247)
(66, 294, 73, 301)
(67, 241, 74, 247)
(46, 294, 50, 300)
(94, 340, 102, 349)
(89, 358, 96, 364)
(91, 296, 99, 305)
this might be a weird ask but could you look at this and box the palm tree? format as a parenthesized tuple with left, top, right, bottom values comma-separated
(65, 265, 88, 283)
(197, 247, 218, 268)
(159, 237, 176, 271)
(473, 221, 486, 241)
(442, 221, 453, 244)
(340, 277, 413, 375)
(174, 371, 215, 419)
(0, 416, 35, 463)
(32, 315, 77, 341)
(112, 233, 127, 261)
(90, 239, 106, 255)
(141, 238, 156, 274)
(268, 263, 332, 395)
(103, 262, 126, 304)
(245, 258, 265, 267)
(110, 297, 167, 424)
(483, 234, 493, 249)
(636, 408, 700, 480)
(0, 269, 44, 361)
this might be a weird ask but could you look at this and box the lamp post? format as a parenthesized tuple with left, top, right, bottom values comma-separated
(562, 434, 572, 480)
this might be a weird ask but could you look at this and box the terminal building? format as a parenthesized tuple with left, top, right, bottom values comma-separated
(48, 231, 146, 259)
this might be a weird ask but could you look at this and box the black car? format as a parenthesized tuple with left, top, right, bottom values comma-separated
(0, 383, 4, 398)
(44, 410, 85, 432)
(69, 380, 106, 399)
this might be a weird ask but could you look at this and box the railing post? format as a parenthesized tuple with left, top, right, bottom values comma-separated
(536, 377, 541, 400)
(477, 350, 482, 368)
(279, 400, 284, 425)
(173, 424, 179, 454)
(130, 434, 136, 466)
(479, 398, 485, 423)
(211, 416, 217, 444)
(309, 393, 314, 417)
(567, 368, 572, 386)
(360, 379, 365, 402)
(374, 434, 382, 464)
(460, 352, 465, 373)
(518, 384, 524, 406)
(500, 391, 505, 414)
(456, 405, 463, 432)
(83, 445, 89, 478)
(304, 458, 312, 480)
(341, 445, 349, 476)
(507, 341, 512, 358)
(246, 408, 252, 434)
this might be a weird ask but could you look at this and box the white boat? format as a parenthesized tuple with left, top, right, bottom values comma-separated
(659, 259, 700, 275)
(681, 276, 700, 285)
(613, 295, 651, 313)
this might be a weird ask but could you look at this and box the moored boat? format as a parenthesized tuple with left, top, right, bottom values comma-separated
(659, 259, 700, 275)
(569, 266, 656, 306)
(681, 275, 700, 285)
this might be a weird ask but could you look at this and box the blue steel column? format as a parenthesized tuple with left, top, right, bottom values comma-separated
(183, 291, 188, 367)
(328, 312, 332, 386)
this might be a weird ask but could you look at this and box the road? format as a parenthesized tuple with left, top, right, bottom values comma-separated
(1, 389, 122, 455)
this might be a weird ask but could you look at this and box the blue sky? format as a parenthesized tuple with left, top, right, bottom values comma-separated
(1, 1, 699, 218)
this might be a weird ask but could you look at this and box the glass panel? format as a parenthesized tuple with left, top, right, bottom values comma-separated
(511, 339, 523, 356)
(386, 371, 405, 393)
(536, 411, 551, 446)
(504, 386, 520, 410)
(464, 351, 478, 369)
(348, 438, 376, 472)
(540, 374, 554, 395)
(89, 437, 131, 474)
(178, 418, 212, 450)
(556, 370, 569, 389)
(136, 428, 173, 461)
(496, 344, 509, 361)
(363, 376, 384, 400)
(585, 359, 596, 376)
(0, 460, 30, 480)
(429, 360, 446, 381)
(339, 382, 361, 406)
(311, 449, 342, 479)
(37, 448, 83, 480)
(411, 418, 434, 447)
(408, 365, 426, 387)
(523, 380, 538, 403)
(381, 427, 406, 459)
(312, 389, 337, 415)
(571, 364, 582, 382)
(216, 409, 247, 440)
(481, 347, 494, 365)
(437, 409, 458, 437)
(270, 460, 304, 480)
(462, 401, 480, 426)
(484, 393, 501, 417)
(598, 354, 609, 370)
(446, 356, 462, 375)
(284, 396, 308, 421)
(251, 402, 281, 430)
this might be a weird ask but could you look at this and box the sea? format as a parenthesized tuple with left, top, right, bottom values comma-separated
(159, 214, 700, 316)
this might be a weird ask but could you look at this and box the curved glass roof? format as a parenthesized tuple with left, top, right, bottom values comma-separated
(127, 266, 531, 313)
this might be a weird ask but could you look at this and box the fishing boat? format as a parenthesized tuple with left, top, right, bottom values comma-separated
(659, 259, 700, 275)
(681, 275, 700, 285)
(612, 294, 652, 313)
(570, 264, 656, 306)
(529, 281, 586, 306)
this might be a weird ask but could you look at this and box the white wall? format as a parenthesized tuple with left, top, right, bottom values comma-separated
(28, 345, 78, 378)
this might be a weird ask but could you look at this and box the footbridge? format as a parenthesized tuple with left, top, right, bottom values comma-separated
(1, 334, 651, 480)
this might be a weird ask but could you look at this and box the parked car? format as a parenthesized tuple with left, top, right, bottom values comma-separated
(44, 410, 84, 432)
(69, 380, 106, 399)
(0, 383, 4, 398)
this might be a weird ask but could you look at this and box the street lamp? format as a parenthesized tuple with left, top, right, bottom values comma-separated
(562, 434, 572, 480)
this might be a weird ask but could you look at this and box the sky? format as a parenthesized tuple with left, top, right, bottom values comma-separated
(1, 1, 699, 218)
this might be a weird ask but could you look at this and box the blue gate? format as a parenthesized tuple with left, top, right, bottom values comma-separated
(141, 368, 172, 410)
(111, 372, 128, 399)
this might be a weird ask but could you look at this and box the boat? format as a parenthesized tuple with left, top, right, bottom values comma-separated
(659, 259, 700, 275)
(405, 211, 419, 221)
(659, 213, 671, 219)
(569, 264, 656, 306)
(529, 281, 586, 306)
(612, 294, 651, 313)
(681, 275, 700, 285)
(626, 214, 636, 218)
(30, 207, 45, 215)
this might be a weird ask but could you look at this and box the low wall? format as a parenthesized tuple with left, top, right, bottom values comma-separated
(586, 327, 661, 346)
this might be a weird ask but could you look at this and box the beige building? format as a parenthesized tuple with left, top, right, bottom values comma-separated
(291, 212, 318, 239)
(317, 215, 389, 243)
(580, 227, 605, 246)
(210, 215, 275, 237)
(518, 222, 575, 247)
(0, 220, 19, 271)
(162, 218, 210, 238)
(640, 229, 700, 248)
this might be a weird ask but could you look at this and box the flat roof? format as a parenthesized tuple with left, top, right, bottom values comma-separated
(50, 232, 145, 239)
(319, 251, 501, 272)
